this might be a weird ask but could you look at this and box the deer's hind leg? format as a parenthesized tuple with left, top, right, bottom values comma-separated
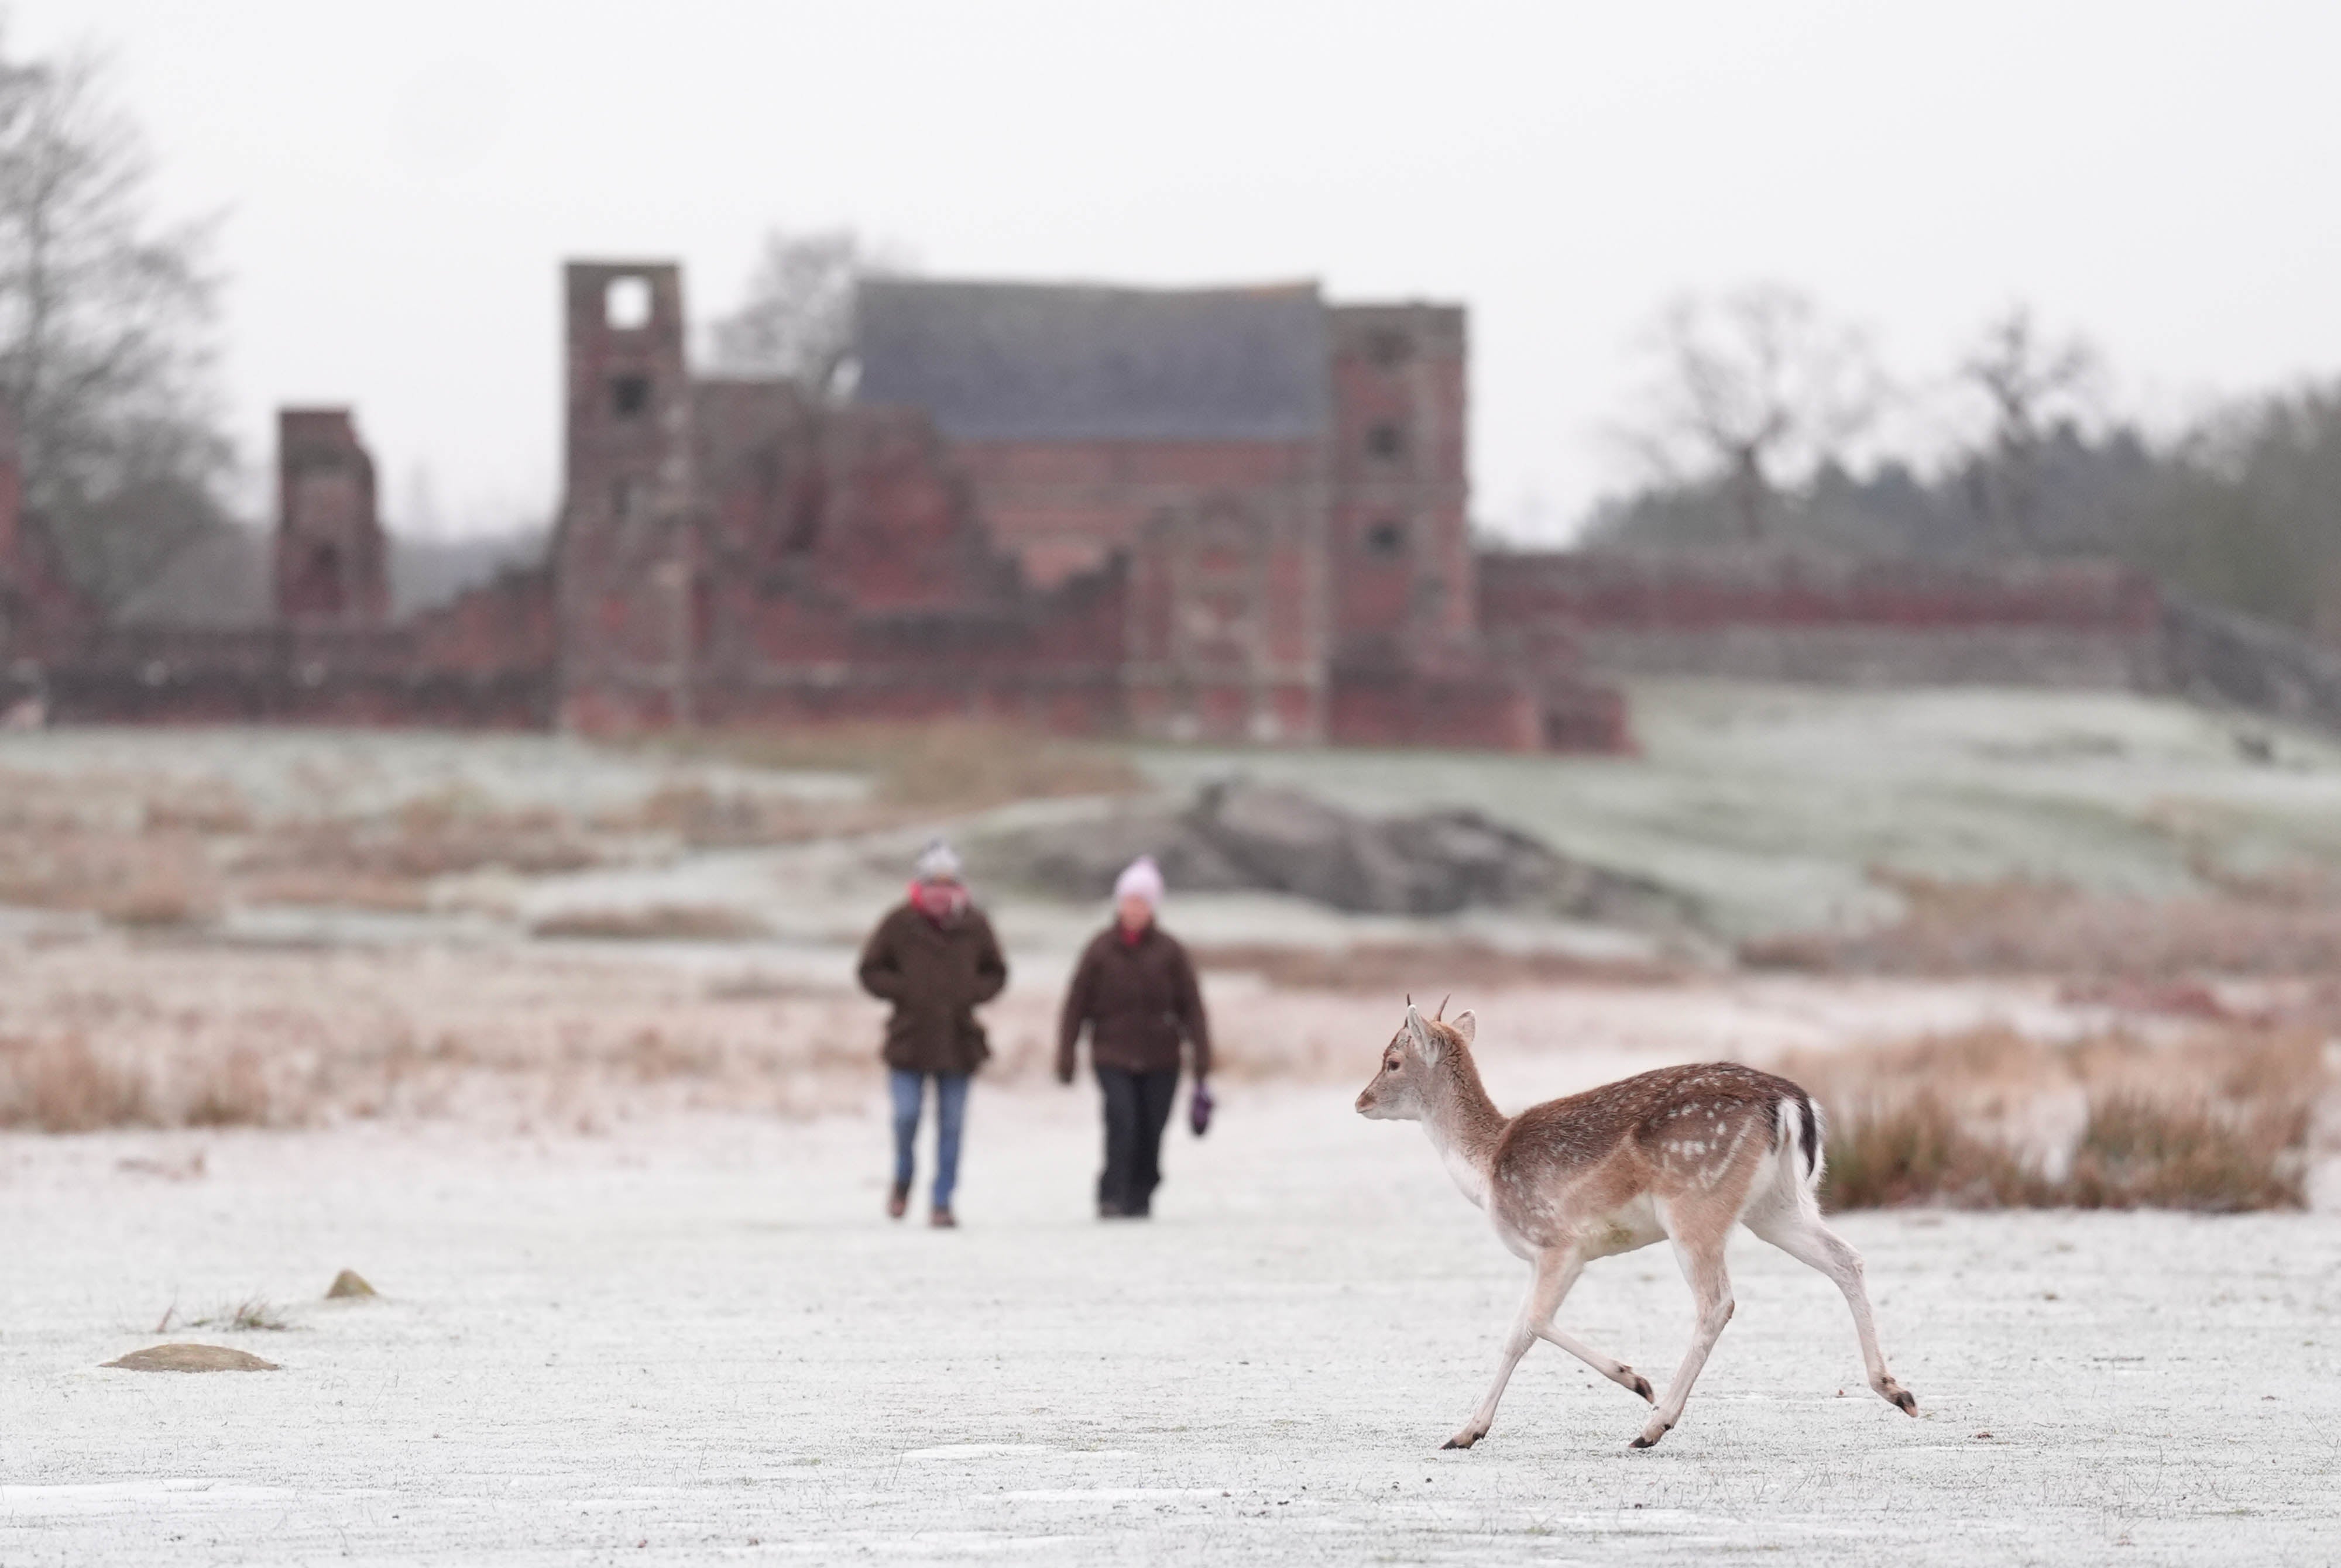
(1444, 1247, 1579, 1450)
(1740, 1184, 1917, 1416)
(1633, 1220, 1735, 1449)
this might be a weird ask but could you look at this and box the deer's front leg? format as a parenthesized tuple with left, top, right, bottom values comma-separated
(1444, 1249, 1573, 1450)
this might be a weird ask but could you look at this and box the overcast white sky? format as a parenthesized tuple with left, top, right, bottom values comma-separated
(20, 1, 2341, 542)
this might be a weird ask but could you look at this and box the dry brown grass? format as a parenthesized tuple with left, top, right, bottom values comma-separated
(1802, 1025, 2326, 1212)
(182, 1048, 277, 1127)
(1743, 874, 2341, 978)
(1820, 1095, 2055, 1209)
(0, 769, 616, 923)
(229, 798, 601, 890)
(1193, 941, 1675, 991)
(530, 905, 772, 941)
(234, 872, 434, 913)
(2, 943, 894, 1132)
(0, 828, 221, 926)
(2063, 1094, 2306, 1211)
(653, 721, 1147, 813)
(0, 1034, 156, 1130)
(613, 782, 901, 848)
(0, 1033, 289, 1131)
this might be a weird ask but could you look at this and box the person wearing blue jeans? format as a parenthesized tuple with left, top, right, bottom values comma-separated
(889, 1070, 971, 1216)
(857, 840, 1008, 1227)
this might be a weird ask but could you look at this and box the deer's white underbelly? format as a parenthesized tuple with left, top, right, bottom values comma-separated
(1580, 1194, 1667, 1258)
(1491, 1191, 1666, 1261)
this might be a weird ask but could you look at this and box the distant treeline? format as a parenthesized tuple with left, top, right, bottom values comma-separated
(1588, 374, 2341, 642)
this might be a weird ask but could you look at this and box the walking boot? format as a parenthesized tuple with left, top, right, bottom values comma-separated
(929, 1207, 957, 1229)
(887, 1181, 909, 1220)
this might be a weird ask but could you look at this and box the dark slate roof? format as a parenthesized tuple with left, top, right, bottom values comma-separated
(853, 278, 1329, 442)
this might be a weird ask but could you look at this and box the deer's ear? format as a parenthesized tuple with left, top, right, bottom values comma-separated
(1450, 1009, 1476, 1045)
(1404, 1004, 1441, 1061)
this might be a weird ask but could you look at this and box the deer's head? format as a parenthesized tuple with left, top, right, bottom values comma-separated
(1355, 1000, 1475, 1120)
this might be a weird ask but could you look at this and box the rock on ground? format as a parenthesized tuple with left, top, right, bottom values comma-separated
(975, 780, 1693, 924)
(101, 1343, 279, 1373)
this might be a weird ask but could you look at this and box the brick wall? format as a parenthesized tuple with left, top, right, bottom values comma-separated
(951, 438, 1326, 589)
(1481, 550, 2168, 689)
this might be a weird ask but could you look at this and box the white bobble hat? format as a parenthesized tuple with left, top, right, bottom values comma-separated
(913, 838, 964, 882)
(1113, 855, 1165, 907)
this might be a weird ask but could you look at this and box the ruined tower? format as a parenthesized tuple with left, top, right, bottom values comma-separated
(274, 408, 388, 628)
(1327, 304, 1472, 670)
(552, 263, 700, 729)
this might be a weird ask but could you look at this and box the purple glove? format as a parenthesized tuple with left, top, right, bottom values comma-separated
(1189, 1080, 1214, 1137)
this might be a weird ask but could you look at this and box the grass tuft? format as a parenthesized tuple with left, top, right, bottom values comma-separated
(1821, 1096, 2053, 1210)
(0, 1035, 155, 1131)
(1745, 872, 2341, 978)
(651, 720, 1147, 812)
(1812, 1026, 2321, 1212)
(190, 1297, 290, 1332)
(530, 905, 772, 942)
(2064, 1095, 2305, 1212)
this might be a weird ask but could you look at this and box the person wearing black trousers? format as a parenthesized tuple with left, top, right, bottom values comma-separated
(1055, 857, 1212, 1218)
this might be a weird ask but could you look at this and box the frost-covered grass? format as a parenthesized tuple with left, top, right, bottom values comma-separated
(4, 682, 2337, 948)
(1141, 679, 2341, 937)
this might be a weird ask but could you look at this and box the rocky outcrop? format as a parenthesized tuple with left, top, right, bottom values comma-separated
(974, 780, 1692, 924)
(2160, 597, 2341, 736)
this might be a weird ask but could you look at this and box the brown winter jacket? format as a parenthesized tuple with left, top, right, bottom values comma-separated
(1056, 923, 1212, 1079)
(857, 902, 1010, 1075)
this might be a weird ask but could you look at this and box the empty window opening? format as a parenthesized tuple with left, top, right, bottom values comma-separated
(1365, 519, 1409, 557)
(782, 506, 821, 555)
(1367, 329, 1412, 366)
(292, 542, 345, 615)
(612, 374, 652, 418)
(605, 276, 653, 331)
(1365, 422, 1406, 459)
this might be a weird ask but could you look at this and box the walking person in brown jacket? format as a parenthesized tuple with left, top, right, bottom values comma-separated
(857, 840, 1008, 1228)
(1055, 856, 1211, 1219)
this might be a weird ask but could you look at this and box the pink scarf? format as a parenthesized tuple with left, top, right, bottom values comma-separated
(909, 880, 968, 925)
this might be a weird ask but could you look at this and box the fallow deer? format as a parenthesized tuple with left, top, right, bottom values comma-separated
(1356, 1002, 1917, 1450)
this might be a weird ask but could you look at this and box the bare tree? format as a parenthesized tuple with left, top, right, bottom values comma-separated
(1626, 284, 1886, 543)
(705, 229, 905, 402)
(1957, 304, 2100, 546)
(0, 41, 231, 615)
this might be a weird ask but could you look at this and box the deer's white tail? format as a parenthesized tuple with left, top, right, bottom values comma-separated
(1774, 1089, 1825, 1198)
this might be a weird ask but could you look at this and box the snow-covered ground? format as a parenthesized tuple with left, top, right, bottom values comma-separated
(5, 700, 2340, 1564)
(6, 1081, 2337, 1566)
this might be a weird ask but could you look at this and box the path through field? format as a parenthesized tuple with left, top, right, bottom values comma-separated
(5, 1083, 2337, 1566)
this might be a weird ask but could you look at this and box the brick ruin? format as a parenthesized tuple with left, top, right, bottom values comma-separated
(274, 409, 389, 630)
(5, 259, 2328, 745)
(0, 403, 552, 728)
(546, 263, 1619, 748)
(0, 261, 1619, 747)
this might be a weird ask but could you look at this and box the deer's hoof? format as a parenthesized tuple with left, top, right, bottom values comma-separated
(1892, 1388, 1918, 1416)
(1629, 1419, 1672, 1449)
(1627, 1372, 1655, 1403)
(1441, 1432, 1480, 1451)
